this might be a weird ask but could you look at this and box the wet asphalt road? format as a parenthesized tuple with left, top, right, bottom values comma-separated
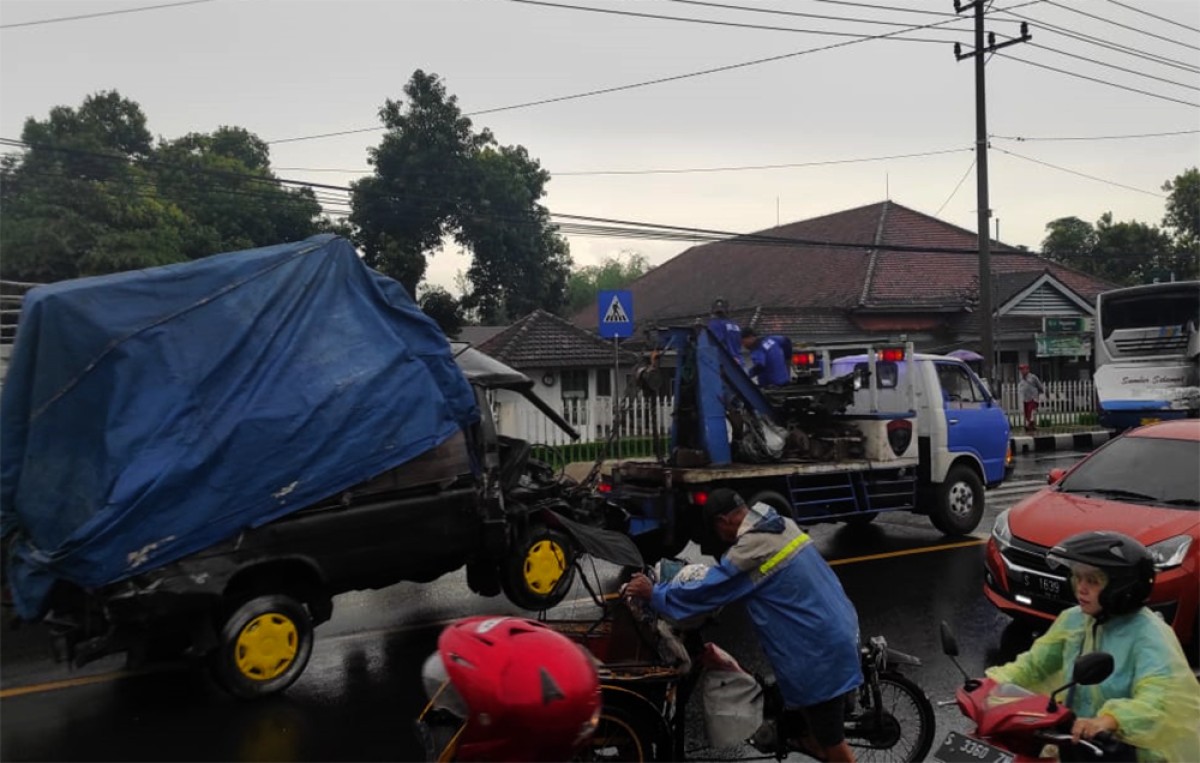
(0, 449, 1092, 761)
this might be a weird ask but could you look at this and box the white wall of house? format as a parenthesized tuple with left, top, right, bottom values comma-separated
(489, 363, 633, 443)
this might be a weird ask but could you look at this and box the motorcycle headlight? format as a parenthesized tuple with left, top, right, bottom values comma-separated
(1147, 535, 1193, 570)
(991, 510, 1012, 549)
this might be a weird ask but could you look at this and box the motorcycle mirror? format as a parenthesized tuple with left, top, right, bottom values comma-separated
(939, 621, 959, 657)
(1046, 653, 1115, 712)
(1073, 652, 1115, 686)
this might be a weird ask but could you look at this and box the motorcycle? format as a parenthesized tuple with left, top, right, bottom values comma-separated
(933, 621, 1135, 763)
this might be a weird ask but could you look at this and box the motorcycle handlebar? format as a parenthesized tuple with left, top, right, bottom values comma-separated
(1033, 730, 1118, 757)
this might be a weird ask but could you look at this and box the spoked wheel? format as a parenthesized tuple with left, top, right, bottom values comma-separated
(846, 673, 935, 762)
(576, 690, 673, 762)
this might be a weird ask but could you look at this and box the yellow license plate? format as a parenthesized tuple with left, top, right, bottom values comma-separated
(1140, 417, 1161, 426)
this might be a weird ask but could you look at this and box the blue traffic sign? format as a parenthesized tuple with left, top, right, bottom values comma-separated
(597, 290, 634, 339)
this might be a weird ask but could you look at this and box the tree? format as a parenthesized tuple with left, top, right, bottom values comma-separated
(565, 251, 651, 314)
(350, 71, 571, 318)
(418, 286, 464, 337)
(1040, 213, 1171, 286)
(1041, 217, 1097, 270)
(154, 126, 321, 259)
(0, 92, 324, 283)
(1162, 168, 1199, 280)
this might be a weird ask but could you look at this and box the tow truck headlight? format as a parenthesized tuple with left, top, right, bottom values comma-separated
(1148, 535, 1192, 570)
(991, 510, 1012, 549)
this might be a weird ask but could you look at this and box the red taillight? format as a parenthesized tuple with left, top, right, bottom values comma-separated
(792, 352, 817, 367)
(690, 491, 708, 505)
(597, 482, 613, 494)
(879, 348, 905, 362)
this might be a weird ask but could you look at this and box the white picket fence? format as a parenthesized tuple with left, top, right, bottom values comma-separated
(507, 379, 1100, 447)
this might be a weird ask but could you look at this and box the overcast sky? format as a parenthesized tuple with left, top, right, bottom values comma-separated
(2, 0, 1198, 296)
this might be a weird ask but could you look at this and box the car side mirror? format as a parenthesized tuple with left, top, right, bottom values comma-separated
(1047, 468, 1066, 485)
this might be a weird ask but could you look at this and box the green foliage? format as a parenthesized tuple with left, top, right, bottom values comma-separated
(565, 251, 651, 314)
(350, 70, 571, 320)
(1161, 168, 1199, 279)
(0, 91, 323, 284)
(531, 436, 661, 467)
(419, 286, 464, 337)
(1041, 212, 1172, 286)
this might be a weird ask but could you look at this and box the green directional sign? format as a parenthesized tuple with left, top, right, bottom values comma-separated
(1043, 316, 1090, 333)
(1036, 334, 1091, 357)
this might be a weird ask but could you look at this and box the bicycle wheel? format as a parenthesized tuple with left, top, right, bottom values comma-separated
(577, 689, 673, 762)
(847, 672, 935, 763)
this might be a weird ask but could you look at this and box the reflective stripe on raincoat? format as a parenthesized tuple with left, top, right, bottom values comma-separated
(986, 606, 1200, 762)
(649, 505, 862, 707)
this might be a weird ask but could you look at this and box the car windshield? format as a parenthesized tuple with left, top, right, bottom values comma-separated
(1058, 435, 1200, 509)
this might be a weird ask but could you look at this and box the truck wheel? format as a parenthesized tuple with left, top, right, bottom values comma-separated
(502, 525, 576, 611)
(747, 490, 793, 519)
(210, 594, 313, 699)
(931, 465, 984, 535)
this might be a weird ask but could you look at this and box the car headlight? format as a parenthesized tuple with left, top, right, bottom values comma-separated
(1147, 535, 1193, 570)
(991, 510, 1012, 549)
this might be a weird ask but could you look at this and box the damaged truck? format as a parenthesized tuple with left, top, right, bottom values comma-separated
(0, 235, 614, 698)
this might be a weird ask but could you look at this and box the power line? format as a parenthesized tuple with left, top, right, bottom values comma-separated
(267, 1, 1048, 145)
(996, 8, 1200, 74)
(0, 0, 215, 30)
(1043, 0, 1200, 52)
(1100, 0, 1200, 34)
(993, 147, 1167, 198)
(656, 0, 980, 32)
(991, 128, 1200, 142)
(935, 159, 976, 217)
(996, 53, 1200, 108)
(505, 0, 961, 42)
(1021, 40, 1200, 92)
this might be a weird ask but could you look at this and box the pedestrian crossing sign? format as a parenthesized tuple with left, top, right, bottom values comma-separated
(598, 290, 634, 338)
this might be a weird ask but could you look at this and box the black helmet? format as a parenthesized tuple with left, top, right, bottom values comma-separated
(711, 298, 729, 316)
(1047, 531, 1155, 618)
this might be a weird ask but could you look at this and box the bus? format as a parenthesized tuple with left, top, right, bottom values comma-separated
(1093, 281, 1200, 430)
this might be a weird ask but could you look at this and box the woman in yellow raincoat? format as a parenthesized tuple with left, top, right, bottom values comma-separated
(987, 531, 1200, 762)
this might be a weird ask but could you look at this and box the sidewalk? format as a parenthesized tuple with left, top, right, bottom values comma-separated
(1010, 425, 1116, 454)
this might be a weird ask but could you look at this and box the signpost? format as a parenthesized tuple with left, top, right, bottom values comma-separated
(1043, 316, 1092, 334)
(598, 291, 633, 455)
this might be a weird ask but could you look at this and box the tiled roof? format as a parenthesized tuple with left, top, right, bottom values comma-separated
(454, 325, 508, 346)
(570, 201, 1118, 324)
(476, 309, 638, 369)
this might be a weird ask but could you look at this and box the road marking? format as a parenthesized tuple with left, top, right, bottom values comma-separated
(828, 537, 986, 566)
(1, 541, 988, 699)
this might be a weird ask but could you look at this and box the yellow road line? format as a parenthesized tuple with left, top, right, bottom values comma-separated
(1, 540, 987, 698)
(828, 536, 986, 566)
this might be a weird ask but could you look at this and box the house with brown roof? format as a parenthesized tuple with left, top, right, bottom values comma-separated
(571, 201, 1118, 384)
(475, 309, 638, 443)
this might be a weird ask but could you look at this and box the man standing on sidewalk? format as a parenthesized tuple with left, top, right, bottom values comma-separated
(1019, 363, 1045, 433)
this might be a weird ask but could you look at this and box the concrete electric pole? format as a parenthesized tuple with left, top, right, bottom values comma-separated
(954, 1, 1029, 382)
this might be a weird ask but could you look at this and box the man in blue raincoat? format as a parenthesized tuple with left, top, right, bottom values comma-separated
(741, 328, 791, 387)
(625, 489, 863, 762)
(706, 298, 743, 364)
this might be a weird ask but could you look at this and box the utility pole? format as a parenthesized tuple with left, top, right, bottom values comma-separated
(954, 2, 1029, 383)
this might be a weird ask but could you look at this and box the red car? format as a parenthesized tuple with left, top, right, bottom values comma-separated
(984, 419, 1200, 651)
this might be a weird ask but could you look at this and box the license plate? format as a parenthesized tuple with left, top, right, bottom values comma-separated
(932, 731, 1014, 763)
(1022, 571, 1065, 599)
(1140, 417, 1161, 426)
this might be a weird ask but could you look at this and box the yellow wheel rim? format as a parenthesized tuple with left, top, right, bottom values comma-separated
(522, 539, 566, 594)
(234, 612, 299, 681)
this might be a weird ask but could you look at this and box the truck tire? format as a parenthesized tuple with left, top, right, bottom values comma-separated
(931, 465, 984, 535)
(747, 490, 793, 519)
(502, 525, 576, 611)
(210, 594, 314, 699)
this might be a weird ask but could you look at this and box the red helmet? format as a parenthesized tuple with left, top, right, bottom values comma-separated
(419, 616, 602, 762)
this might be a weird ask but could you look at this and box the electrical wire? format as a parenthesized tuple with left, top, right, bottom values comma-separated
(266, 0, 1048, 144)
(505, 0, 962, 43)
(995, 8, 1200, 74)
(1042, 0, 1200, 52)
(0, 0, 215, 30)
(935, 159, 976, 217)
(990, 128, 1200, 142)
(656, 0, 990, 33)
(995, 54, 1200, 108)
(1099, 0, 1200, 34)
(992, 147, 1167, 198)
(1020, 40, 1200, 92)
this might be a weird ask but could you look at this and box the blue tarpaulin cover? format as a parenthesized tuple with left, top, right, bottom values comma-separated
(0, 235, 479, 619)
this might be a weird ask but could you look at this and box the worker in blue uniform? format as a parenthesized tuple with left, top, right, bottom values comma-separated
(624, 489, 864, 762)
(741, 328, 791, 387)
(706, 298, 743, 363)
